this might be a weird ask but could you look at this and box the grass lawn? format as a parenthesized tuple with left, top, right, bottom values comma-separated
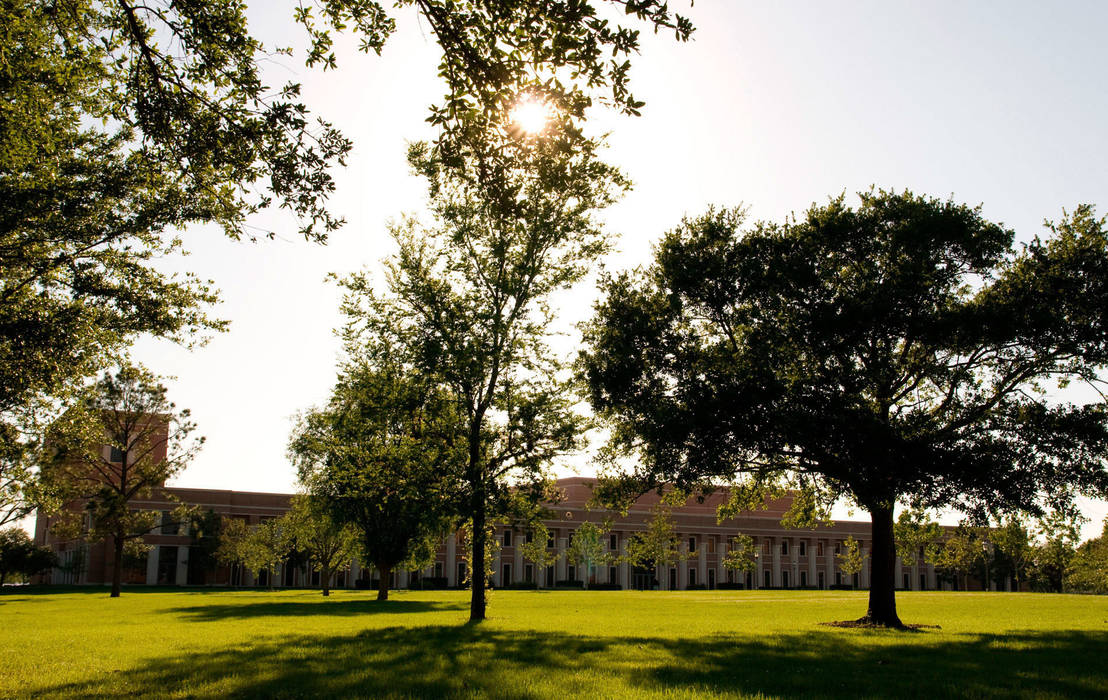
(2, 587, 1106, 698)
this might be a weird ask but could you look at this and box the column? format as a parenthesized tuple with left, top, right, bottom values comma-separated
(895, 557, 903, 589)
(808, 538, 817, 587)
(927, 562, 936, 589)
(620, 538, 629, 589)
(350, 559, 361, 585)
(772, 542, 781, 587)
(399, 569, 409, 589)
(911, 562, 919, 590)
(825, 540, 836, 586)
(718, 538, 729, 585)
(446, 536, 457, 586)
(513, 546, 523, 585)
(175, 546, 189, 586)
(145, 546, 158, 585)
(678, 540, 688, 589)
(699, 538, 708, 586)
(556, 536, 567, 581)
(791, 541, 799, 586)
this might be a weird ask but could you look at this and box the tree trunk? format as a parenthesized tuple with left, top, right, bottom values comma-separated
(322, 565, 331, 597)
(110, 536, 124, 598)
(861, 506, 902, 628)
(469, 495, 487, 622)
(377, 562, 390, 601)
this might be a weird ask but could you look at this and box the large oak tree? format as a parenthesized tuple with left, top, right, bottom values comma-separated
(580, 192, 1108, 627)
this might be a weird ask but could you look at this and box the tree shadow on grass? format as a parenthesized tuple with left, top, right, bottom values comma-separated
(33, 625, 1108, 699)
(168, 599, 466, 620)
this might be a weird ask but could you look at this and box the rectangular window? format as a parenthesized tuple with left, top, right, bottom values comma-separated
(434, 562, 443, 579)
(799, 541, 806, 556)
(903, 573, 910, 590)
(835, 572, 842, 586)
(568, 565, 577, 582)
(800, 571, 807, 587)
(547, 533, 555, 548)
(160, 511, 176, 535)
(834, 543, 841, 555)
(502, 530, 512, 547)
(781, 540, 789, 555)
(688, 536, 696, 552)
(525, 530, 534, 544)
(688, 568, 697, 587)
(546, 565, 555, 585)
(609, 566, 617, 584)
(609, 533, 618, 550)
(782, 570, 789, 588)
(525, 564, 534, 583)
(707, 538, 715, 554)
(502, 563, 511, 584)
(817, 542, 824, 556)
(109, 446, 124, 463)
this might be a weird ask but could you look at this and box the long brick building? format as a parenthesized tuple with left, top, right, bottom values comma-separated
(35, 477, 953, 592)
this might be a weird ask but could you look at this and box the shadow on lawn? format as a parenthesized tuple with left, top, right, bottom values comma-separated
(169, 599, 466, 620)
(36, 625, 1108, 699)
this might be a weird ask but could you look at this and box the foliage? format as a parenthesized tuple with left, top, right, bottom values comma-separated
(721, 533, 757, 575)
(39, 365, 201, 597)
(242, 518, 292, 589)
(1066, 518, 1108, 594)
(990, 516, 1035, 588)
(285, 495, 361, 596)
(580, 193, 1108, 626)
(186, 510, 225, 583)
(622, 499, 693, 575)
(1031, 507, 1085, 592)
(216, 517, 252, 582)
(836, 535, 865, 580)
(566, 521, 610, 588)
(933, 525, 987, 590)
(290, 359, 462, 601)
(518, 521, 559, 570)
(893, 509, 942, 566)
(0, 527, 56, 584)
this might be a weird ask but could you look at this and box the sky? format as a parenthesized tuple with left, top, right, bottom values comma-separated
(122, 1, 1108, 539)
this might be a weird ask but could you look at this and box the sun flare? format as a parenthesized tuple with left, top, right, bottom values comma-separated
(509, 98, 551, 135)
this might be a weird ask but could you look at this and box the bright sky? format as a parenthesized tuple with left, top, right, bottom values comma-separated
(127, 1, 1108, 539)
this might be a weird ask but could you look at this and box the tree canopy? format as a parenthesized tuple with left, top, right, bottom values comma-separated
(580, 192, 1108, 627)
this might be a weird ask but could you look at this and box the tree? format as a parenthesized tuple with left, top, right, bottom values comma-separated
(0, 527, 56, 584)
(290, 360, 462, 602)
(894, 509, 942, 569)
(933, 526, 985, 590)
(339, 105, 628, 621)
(622, 498, 694, 587)
(721, 533, 757, 584)
(581, 194, 1108, 627)
(242, 518, 293, 590)
(217, 517, 252, 587)
(990, 516, 1035, 591)
(836, 536, 866, 588)
(1032, 507, 1085, 592)
(285, 495, 361, 596)
(566, 521, 608, 589)
(518, 522, 560, 578)
(1066, 518, 1108, 594)
(40, 365, 202, 597)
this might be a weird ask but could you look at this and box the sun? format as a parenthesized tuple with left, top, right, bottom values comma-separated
(509, 98, 551, 135)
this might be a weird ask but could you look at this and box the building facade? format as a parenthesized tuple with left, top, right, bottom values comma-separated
(35, 477, 957, 591)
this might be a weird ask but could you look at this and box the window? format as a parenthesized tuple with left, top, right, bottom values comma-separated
(669, 568, 677, 590)
(835, 572, 842, 586)
(903, 573, 910, 590)
(688, 568, 696, 587)
(108, 446, 124, 463)
(457, 562, 467, 585)
(568, 565, 577, 582)
(688, 536, 696, 552)
(525, 530, 534, 544)
(160, 511, 176, 535)
(817, 542, 824, 556)
(547, 533, 555, 548)
(502, 530, 512, 547)
(919, 545, 925, 559)
(434, 562, 443, 579)
(546, 565, 555, 585)
(609, 566, 617, 584)
(799, 541, 806, 556)
(920, 574, 927, 591)
(502, 563, 512, 584)
(707, 538, 715, 554)
(800, 571, 807, 587)
(609, 533, 618, 550)
(763, 570, 771, 588)
(524, 564, 534, 583)
(834, 542, 841, 555)
(781, 539, 789, 555)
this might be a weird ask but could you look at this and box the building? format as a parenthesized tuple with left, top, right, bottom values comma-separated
(35, 477, 965, 592)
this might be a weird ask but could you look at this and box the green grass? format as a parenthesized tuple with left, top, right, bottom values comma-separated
(2, 587, 1106, 698)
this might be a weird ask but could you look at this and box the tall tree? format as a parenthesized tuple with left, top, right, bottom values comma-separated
(621, 498, 693, 586)
(566, 520, 608, 588)
(721, 533, 757, 585)
(243, 518, 292, 590)
(990, 516, 1035, 591)
(40, 365, 201, 597)
(933, 526, 985, 590)
(1066, 518, 1108, 594)
(285, 494, 361, 597)
(837, 535, 866, 588)
(581, 194, 1108, 627)
(1032, 507, 1085, 592)
(894, 509, 942, 570)
(290, 360, 462, 602)
(339, 106, 628, 621)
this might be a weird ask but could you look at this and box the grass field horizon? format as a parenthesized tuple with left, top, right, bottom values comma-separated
(3, 587, 1106, 698)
